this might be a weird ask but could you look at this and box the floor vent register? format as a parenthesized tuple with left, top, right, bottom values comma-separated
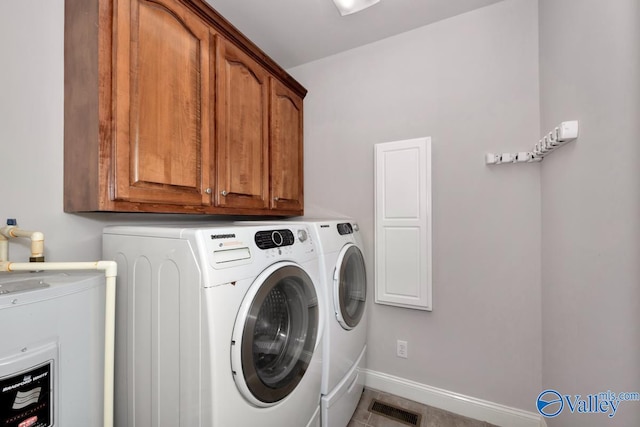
(368, 399, 423, 426)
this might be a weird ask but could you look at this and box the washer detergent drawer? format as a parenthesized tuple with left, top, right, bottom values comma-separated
(321, 345, 366, 427)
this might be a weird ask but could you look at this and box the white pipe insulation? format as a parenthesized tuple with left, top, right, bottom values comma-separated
(0, 234, 7, 262)
(0, 260, 117, 427)
(0, 225, 45, 261)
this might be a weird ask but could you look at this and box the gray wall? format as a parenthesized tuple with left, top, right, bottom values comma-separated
(289, 0, 542, 410)
(539, 0, 640, 425)
(0, 1, 111, 262)
(9, 0, 637, 420)
(0, 0, 231, 263)
(0, 0, 77, 261)
(1, 0, 543, 413)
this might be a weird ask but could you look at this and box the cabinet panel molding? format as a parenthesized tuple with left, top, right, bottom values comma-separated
(215, 38, 269, 210)
(113, 0, 211, 205)
(269, 78, 304, 212)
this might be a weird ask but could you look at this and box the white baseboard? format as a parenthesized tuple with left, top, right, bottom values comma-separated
(363, 369, 546, 427)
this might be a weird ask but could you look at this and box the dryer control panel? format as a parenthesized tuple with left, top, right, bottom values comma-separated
(254, 229, 295, 250)
(336, 223, 354, 235)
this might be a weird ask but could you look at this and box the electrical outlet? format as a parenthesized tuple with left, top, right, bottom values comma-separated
(396, 340, 408, 359)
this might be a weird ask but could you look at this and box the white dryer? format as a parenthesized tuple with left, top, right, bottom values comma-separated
(237, 219, 368, 427)
(103, 223, 323, 427)
(311, 220, 367, 427)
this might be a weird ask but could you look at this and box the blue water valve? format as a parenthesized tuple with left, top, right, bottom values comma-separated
(6, 219, 17, 226)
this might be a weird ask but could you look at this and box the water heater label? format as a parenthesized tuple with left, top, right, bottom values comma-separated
(0, 361, 52, 427)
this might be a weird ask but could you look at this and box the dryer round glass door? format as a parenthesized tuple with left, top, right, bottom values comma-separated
(231, 263, 319, 406)
(333, 244, 366, 330)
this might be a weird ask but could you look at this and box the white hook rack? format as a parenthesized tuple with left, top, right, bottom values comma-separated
(486, 120, 579, 165)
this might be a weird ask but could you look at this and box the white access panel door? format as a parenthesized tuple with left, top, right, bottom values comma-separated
(374, 137, 432, 311)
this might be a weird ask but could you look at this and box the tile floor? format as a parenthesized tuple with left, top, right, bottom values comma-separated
(348, 388, 499, 427)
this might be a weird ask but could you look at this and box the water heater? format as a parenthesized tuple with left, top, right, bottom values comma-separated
(0, 271, 105, 426)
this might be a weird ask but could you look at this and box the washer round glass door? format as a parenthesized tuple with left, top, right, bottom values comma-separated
(231, 262, 319, 406)
(333, 244, 366, 330)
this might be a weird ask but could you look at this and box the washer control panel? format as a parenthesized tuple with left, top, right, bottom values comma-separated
(254, 229, 295, 250)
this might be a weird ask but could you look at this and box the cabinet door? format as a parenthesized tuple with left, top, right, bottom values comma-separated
(113, 0, 212, 206)
(215, 38, 270, 210)
(269, 78, 304, 212)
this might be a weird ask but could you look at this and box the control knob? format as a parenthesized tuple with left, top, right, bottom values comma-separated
(271, 231, 283, 246)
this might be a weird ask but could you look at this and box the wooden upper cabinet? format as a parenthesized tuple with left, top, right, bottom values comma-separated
(270, 78, 304, 212)
(215, 38, 269, 210)
(64, 0, 306, 215)
(113, 0, 212, 206)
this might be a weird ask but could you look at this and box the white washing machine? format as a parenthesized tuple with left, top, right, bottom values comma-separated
(102, 223, 323, 427)
(237, 219, 368, 427)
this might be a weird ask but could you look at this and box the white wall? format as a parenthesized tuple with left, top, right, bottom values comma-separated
(0, 0, 108, 262)
(13, 0, 637, 421)
(0, 0, 72, 261)
(539, 1, 640, 426)
(0, 0, 225, 263)
(290, 0, 542, 411)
